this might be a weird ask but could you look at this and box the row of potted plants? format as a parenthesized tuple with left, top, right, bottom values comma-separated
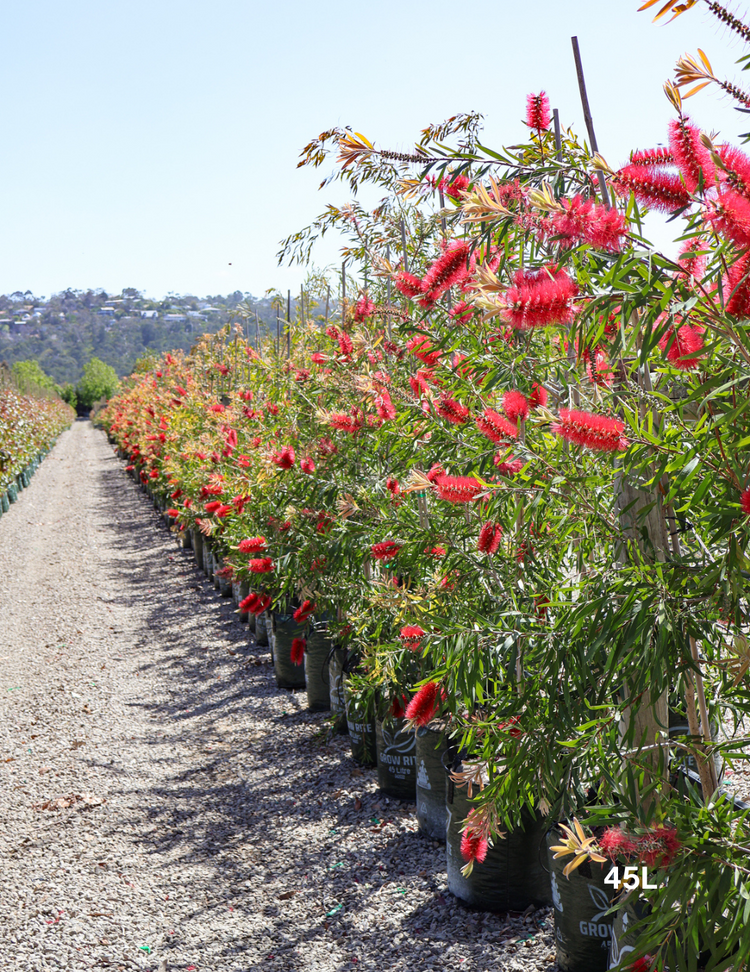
(100, 7, 750, 967)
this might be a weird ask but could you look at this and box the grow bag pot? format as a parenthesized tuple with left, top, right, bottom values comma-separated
(376, 717, 417, 801)
(305, 619, 332, 711)
(202, 540, 213, 578)
(1, 491, 8, 514)
(255, 611, 269, 647)
(546, 827, 612, 971)
(446, 781, 551, 912)
(191, 529, 204, 570)
(272, 611, 307, 690)
(416, 724, 448, 839)
(343, 677, 376, 765)
(237, 581, 250, 622)
(328, 647, 348, 734)
(7, 483, 18, 504)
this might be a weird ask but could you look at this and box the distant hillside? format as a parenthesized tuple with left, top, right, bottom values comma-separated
(0, 288, 330, 384)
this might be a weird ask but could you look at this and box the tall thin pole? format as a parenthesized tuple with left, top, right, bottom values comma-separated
(255, 311, 260, 355)
(386, 245, 392, 341)
(400, 219, 409, 273)
(325, 285, 330, 324)
(553, 108, 563, 162)
(286, 290, 291, 358)
(341, 263, 346, 324)
(571, 36, 611, 208)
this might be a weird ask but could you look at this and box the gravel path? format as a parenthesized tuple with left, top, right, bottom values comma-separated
(0, 420, 557, 971)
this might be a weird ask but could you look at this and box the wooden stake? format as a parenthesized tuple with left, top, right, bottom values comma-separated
(386, 245, 392, 341)
(325, 285, 330, 324)
(341, 263, 347, 323)
(400, 219, 409, 273)
(553, 108, 563, 162)
(571, 36, 611, 208)
(287, 290, 291, 357)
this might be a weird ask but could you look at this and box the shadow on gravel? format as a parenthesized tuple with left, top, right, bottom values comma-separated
(90, 450, 514, 971)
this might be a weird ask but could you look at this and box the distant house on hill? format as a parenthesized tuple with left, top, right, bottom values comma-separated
(140, 310, 158, 319)
(164, 314, 186, 322)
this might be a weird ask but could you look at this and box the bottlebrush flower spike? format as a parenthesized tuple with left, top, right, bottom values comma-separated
(628, 147, 673, 167)
(612, 164, 691, 213)
(290, 637, 306, 665)
(293, 600, 316, 623)
(742, 488, 750, 515)
(599, 826, 637, 859)
(503, 267, 578, 330)
(718, 143, 750, 198)
(375, 389, 396, 421)
(394, 271, 425, 299)
(406, 335, 442, 366)
(204, 500, 223, 514)
(238, 536, 267, 553)
(476, 408, 519, 444)
(354, 294, 376, 322)
(725, 252, 750, 317)
(240, 592, 261, 613)
(399, 625, 426, 651)
(329, 413, 361, 434)
(421, 240, 472, 301)
(669, 116, 714, 192)
(371, 540, 401, 561)
(548, 195, 627, 252)
(494, 454, 524, 476)
(706, 190, 750, 247)
(552, 409, 627, 452)
(166, 508, 180, 518)
(528, 383, 548, 408)
(300, 457, 315, 474)
(477, 522, 503, 555)
(503, 390, 529, 423)
(405, 682, 441, 727)
(253, 593, 272, 615)
(271, 445, 296, 469)
(386, 477, 400, 495)
(338, 332, 354, 357)
(390, 694, 408, 718)
(248, 557, 274, 573)
(658, 323, 706, 369)
(433, 474, 483, 503)
(676, 238, 706, 281)
(426, 463, 446, 483)
(525, 91, 551, 130)
(436, 395, 470, 424)
(460, 830, 489, 873)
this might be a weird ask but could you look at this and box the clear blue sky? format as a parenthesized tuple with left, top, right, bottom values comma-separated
(0, 0, 747, 300)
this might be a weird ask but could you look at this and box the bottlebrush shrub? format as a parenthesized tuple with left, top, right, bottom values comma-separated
(102, 21, 750, 958)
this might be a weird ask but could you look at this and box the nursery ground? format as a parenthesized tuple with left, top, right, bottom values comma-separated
(0, 420, 559, 972)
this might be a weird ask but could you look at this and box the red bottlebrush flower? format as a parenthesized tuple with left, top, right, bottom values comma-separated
(125, 464, 134, 471)
(354, 294, 376, 322)
(504, 267, 578, 330)
(503, 390, 529, 423)
(741, 488, 750, 515)
(635, 826, 681, 868)
(669, 116, 714, 192)
(552, 409, 628, 452)
(375, 389, 396, 421)
(406, 334, 441, 366)
(170, 488, 182, 499)
(725, 252, 750, 317)
(295, 368, 311, 382)
(658, 323, 705, 370)
(612, 164, 691, 214)
(174, 385, 187, 396)
(405, 682, 440, 726)
(248, 557, 274, 573)
(427, 545, 446, 557)
(433, 474, 483, 503)
(325, 324, 339, 341)
(528, 383, 548, 408)
(426, 463, 446, 484)
(421, 240, 472, 301)
(386, 477, 400, 495)
(628, 957, 655, 972)
(215, 504, 233, 518)
(599, 827, 637, 859)
(166, 508, 180, 518)
(525, 91, 551, 130)
(310, 352, 328, 365)
(240, 592, 261, 613)
(449, 300, 475, 324)
(215, 565, 234, 580)
(476, 408, 519, 444)
(238, 536, 267, 553)
(399, 624, 426, 651)
(444, 174, 470, 199)
(253, 593, 272, 615)
(149, 469, 159, 479)
(676, 238, 706, 282)
(209, 403, 226, 414)
(477, 522, 503, 555)
(204, 500, 223, 514)
(707, 189, 750, 247)
(498, 715, 523, 737)
(460, 830, 489, 865)
(338, 331, 354, 357)
(271, 445, 296, 469)
(548, 194, 627, 253)
(318, 437, 338, 456)
(436, 395, 470, 424)
(390, 693, 409, 718)
(394, 271, 426, 299)
(316, 511, 334, 534)
(371, 540, 401, 561)
(329, 413, 361, 434)
(293, 600, 316, 623)
(300, 457, 315, 474)
(200, 483, 224, 498)
(409, 372, 429, 397)
(290, 637, 306, 666)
